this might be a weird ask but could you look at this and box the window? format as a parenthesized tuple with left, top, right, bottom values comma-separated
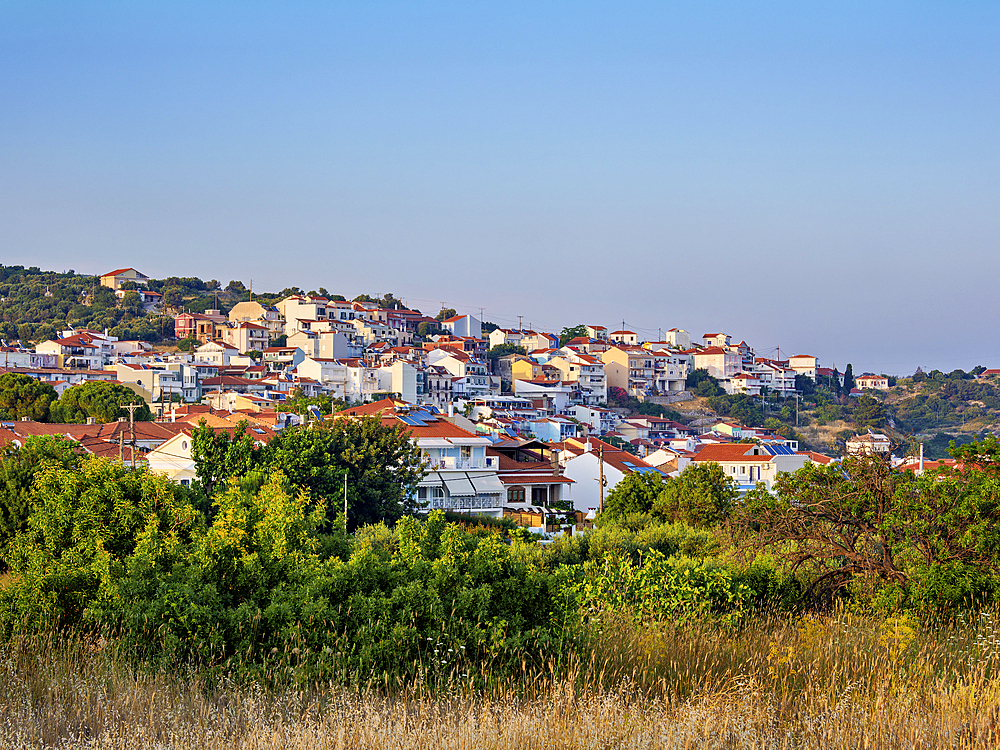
(461, 445, 472, 460)
(508, 487, 525, 503)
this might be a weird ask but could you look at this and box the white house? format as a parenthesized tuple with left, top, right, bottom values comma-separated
(340, 400, 506, 517)
(440, 314, 482, 339)
(691, 443, 809, 494)
(559, 437, 665, 518)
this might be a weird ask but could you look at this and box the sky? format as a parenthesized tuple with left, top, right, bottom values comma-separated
(2, 1, 998, 375)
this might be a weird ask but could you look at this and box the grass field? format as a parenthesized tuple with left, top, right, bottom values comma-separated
(2, 609, 998, 749)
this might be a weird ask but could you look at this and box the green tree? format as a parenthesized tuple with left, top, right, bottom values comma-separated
(0, 373, 58, 421)
(795, 373, 815, 396)
(0, 436, 84, 568)
(487, 343, 527, 361)
(1, 457, 199, 631)
(190, 420, 268, 498)
(435, 308, 457, 322)
(843, 363, 856, 395)
(736, 443, 1000, 609)
(600, 470, 668, 524)
(417, 321, 441, 338)
(49, 382, 153, 424)
(559, 324, 588, 346)
(686, 369, 723, 397)
(262, 418, 426, 530)
(852, 393, 885, 429)
(652, 463, 736, 528)
(161, 286, 184, 309)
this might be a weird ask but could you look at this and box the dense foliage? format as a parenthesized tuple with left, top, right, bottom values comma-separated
(3, 434, 1000, 685)
(191, 417, 427, 530)
(737, 443, 1000, 611)
(0, 373, 57, 421)
(49, 381, 153, 424)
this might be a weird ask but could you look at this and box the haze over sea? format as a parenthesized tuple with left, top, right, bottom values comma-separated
(2, 2, 997, 375)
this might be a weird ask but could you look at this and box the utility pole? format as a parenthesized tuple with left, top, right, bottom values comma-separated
(343, 472, 348, 531)
(598, 444, 605, 515)
(121, 402, 142, 470)
(518, 315, 523, 332)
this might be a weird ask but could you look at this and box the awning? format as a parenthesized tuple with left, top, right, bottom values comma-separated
(442, 475, 477, 497)
(418, 438, 454, 448)
(469, 473, 506, 495)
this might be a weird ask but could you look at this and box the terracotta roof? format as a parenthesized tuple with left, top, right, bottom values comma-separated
(338, 398, 410, 417)
(800, 451, 835, 464)
(692, 444, 774, 463)
(101, 267, 139, 278)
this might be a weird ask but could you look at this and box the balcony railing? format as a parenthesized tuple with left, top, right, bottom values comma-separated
(430, 456, 498, 470)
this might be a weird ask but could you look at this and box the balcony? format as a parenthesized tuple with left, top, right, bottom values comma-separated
(430, 456, 498, 470)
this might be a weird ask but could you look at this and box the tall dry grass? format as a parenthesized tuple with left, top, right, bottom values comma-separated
(1, 609, 998, 749)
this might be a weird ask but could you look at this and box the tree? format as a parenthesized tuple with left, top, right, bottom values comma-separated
(843, 364, 856, 396)
(559, 324, 588, 347)
(600, 471, 668, 523)
(0, 436, 84, 568)
(190, 420, 268, 497)
(1, 457, 199, 630)
(487, 344, 526, 361)
(831, 367, 842, 396)
(0, 373, 57, 421)
(161, 286, 184, 309)
(852, 393, 885, 429)
(652, 463, 736, 528)
(262, 417, 426, 530)
(49, 382, 153, 424)
(795, 373, 815, 396)
(435, 308, 457, 323)
(686, 369, 723, 397)
(417, 321, 441, 338)
(226, 280, 247, 294)
(735, 443, 1000, 608)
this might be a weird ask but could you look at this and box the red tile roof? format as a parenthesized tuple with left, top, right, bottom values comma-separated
(692, 444, 774, 463)
(101, 267, 139, 278)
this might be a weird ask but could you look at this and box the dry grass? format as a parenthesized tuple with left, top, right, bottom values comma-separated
(2, 610, 998, 749)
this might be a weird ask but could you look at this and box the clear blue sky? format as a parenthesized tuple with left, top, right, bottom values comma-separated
(3, 1, 997, 374)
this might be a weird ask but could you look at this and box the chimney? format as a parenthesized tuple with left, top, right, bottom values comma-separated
(550, 448, 560, 476)
(20, 416, 30, 422)
(448, 402, 454, 418)
(118, 417, 126, 422)
(919, 442, 924, 473)
(584, 438, 592, 453)
(86, 417, 95, 425)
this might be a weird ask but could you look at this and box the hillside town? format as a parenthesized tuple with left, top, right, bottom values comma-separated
(0, 266, 914, 532)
